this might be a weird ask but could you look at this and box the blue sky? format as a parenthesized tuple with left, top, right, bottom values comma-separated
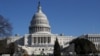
(0, 0, 100, 36)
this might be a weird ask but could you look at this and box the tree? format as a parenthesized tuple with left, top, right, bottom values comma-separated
(0, 38, 17, 56)
(53, 38, 61, 56)
(0, 15, 12, 37)
(7, 42, 18, 56)
(0, 38, 7, 54)
(70, 38, 97, 55)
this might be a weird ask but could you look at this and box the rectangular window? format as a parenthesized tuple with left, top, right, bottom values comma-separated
(44, 37, 46, 43)
(38, 37, 40, 43)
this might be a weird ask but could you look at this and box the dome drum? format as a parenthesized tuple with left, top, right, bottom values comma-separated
(29, 26, 50, 34)
(31, 19, 49, 25)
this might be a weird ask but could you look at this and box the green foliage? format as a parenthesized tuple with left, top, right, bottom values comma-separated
(53, 38, 61, 56)
(70, 38, 97, 54)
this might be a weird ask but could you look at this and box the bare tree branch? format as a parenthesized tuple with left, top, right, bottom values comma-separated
(0, 15, 12, 37)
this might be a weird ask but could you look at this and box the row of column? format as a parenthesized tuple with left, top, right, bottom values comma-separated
(33, 37, 51, 44)
(33, 27, 50, 32)
(88, 37, 100, 42)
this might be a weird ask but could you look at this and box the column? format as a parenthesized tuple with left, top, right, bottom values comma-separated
(32, 37, 34, 45)
(43, 37, 44, 44)
(44, 27, 45, 31)
(36, 37, 38, 44)
(40, 37, 41, 44)
(43, 28, 45, 31)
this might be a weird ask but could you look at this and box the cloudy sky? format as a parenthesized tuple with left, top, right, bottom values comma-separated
(0, 0, 100, 36)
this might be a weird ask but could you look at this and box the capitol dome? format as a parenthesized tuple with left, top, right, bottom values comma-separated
(29, 2, 51, 34)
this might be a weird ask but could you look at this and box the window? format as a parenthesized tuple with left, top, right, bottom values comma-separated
(44, 37, 46, 43)
(38, 37, 40, 43)
(41, 37, 43, 43)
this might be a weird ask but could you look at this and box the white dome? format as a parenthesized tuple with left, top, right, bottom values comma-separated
(34, 12, 47, 20)
(31, 12, 49, 25)
(29, 2, 51, 34)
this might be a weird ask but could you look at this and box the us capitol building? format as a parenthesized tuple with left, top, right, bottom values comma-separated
(2, 1, 100, 55)
(6, 2, 75, 55)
